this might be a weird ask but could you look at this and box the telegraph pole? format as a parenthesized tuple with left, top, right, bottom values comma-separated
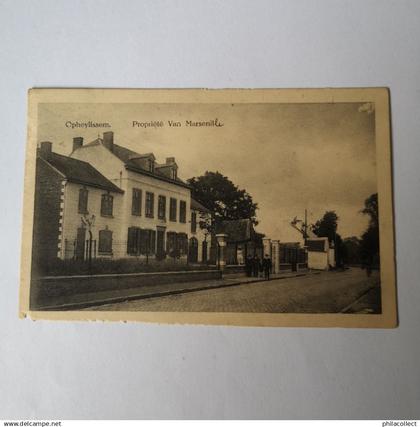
(290, 209, 311, 241)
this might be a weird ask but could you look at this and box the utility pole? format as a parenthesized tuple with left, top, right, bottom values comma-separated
(290, 209, 311, 240)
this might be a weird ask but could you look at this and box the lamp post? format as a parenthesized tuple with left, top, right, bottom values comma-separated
(215, 233, 228, 273)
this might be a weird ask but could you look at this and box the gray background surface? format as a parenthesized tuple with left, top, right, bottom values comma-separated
(1, 0, 419, 420)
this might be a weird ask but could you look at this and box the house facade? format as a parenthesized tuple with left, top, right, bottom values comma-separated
(68, 132, 210, 263)
(33, 141, 124, 269)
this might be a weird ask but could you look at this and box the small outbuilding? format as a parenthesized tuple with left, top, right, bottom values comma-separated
(306, 237, 335, 270)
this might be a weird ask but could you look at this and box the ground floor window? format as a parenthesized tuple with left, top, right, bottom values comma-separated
(98, 229, 112, 254)
(127, 227, 156, 256)
(166, 232, 188, 258)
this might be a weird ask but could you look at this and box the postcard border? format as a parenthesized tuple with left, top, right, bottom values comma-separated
(19, 88, 397, 328)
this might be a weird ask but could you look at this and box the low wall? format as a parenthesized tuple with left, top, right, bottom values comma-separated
(278, 263, 308, 271)
(30, 269, 221, 309)
(224, 265, 246, 274)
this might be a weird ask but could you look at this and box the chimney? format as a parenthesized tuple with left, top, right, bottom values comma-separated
(166, 157, 175, 165)
(39, 141, 52, 160)
(103, 131, 114, 152)
(72, 136, 83, 151)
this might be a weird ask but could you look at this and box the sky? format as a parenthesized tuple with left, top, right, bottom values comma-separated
(38, 101, 377, 243)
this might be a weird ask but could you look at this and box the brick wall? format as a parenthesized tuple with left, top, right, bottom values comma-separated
(32, 158, 63, 273)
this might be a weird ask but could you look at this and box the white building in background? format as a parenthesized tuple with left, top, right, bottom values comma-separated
(69, 131, 210, 262)
(306, 237, 335, 270)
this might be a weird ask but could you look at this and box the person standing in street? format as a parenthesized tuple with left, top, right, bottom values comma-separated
(252, 255, 260, 277)
(245, 255, 253, 277)
(262, 254, 272, 280)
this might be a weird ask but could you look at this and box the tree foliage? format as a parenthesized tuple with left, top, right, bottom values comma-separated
(312, 210, 344, 267)
(360, 193, 380, 266)
(311, 211, 339, 243)
(188, 171, 258, 233)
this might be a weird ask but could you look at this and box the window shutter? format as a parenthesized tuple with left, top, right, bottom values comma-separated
(78, 188, 88, 214)
(139, 229, 148, 254)
(180, 201, 186, 223)
(99, 229, 112, 253)
(150, 230, 156, 254)
(127, 227, 137, 255)
(191, 211, 197, 232)
(132, 188, 142, 216)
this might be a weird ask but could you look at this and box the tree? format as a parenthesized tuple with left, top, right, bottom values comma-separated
(342, 236, 362, 265)
(311, 211, 339, 243)
(360, 193, 379, 268)
(361, 193, 379, 228)
(188, 171, 258, 234)
(312, 211, 344, 267)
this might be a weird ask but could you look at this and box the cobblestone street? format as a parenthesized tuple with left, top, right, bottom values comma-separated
(88, 267, 380, 313)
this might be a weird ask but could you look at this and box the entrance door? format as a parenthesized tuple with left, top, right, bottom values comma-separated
(202, 241, 208, 264)
(156, 228, 165, 260)
(188, 237, 198, 263)
(75, 227, 86, 260)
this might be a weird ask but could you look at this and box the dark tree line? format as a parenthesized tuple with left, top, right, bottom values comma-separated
(310, 193, 379, 269)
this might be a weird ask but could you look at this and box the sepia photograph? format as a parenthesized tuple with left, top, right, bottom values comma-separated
(20, 88, 396, 327)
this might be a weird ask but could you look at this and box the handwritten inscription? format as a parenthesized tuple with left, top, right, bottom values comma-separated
(132, 118, 224, 128)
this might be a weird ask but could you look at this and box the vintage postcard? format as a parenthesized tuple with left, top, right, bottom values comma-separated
(20, 88, 397, 327)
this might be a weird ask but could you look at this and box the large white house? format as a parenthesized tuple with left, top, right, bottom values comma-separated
(68, 131, 210, 263)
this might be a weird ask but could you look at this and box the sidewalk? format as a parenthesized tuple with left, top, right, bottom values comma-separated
(40, 269, 315, 311)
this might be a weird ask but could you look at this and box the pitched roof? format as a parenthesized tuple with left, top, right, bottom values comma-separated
(84, 138, 190, 189)
(191, 198, 210, 213)
(43, 152, 124, 193)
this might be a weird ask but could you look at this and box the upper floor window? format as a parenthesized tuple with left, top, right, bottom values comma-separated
(191, 211, 197, 233)
(101, 193, 113, 217)
(158, 195, 166, 220)
(145, 192, 154, 218)
(98, 229, 112, 254)
(169, 197, 177, 222)
(78, 187, 88, 214)
(148, 159, 154, 173)
(171, 168, 177, 180)
(132, 188, 142, 216)
(179, 201, 186, 223)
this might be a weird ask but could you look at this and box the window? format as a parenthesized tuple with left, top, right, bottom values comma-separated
(145, 192, 154, 218)
(78, 187, 88, 214)
(98, 229, 112, 254)
(171, 168, 177, 180)
(127, 227, 139, 255)
(169, 198, 177, 222)
(148, 159, 154, 173)
(179, 201, 186, 223)
(101, 193, 113, 216)
(177, 233, 188, 256)
(166, 232, 178, 257)
(132, 188, 142, 216)
(127, 227, 156, 255)
(158, 195, 166, 220)
(191, 211, 197, 233)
